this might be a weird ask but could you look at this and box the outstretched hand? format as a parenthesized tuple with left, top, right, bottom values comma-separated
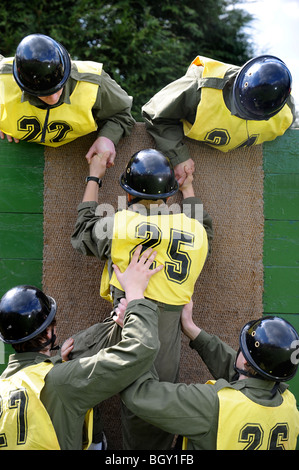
(179, 165, 195, 198)
(82, 151, 111, 203)
(89, 151, 111, 178)
(85, 136, 116, 167)
(61, 337, 74, 361)
(174, 158, 195, 186)
(180, 299, 201, 341)
(112, 297, 128, 328)
(113, 245, 164, 303)
(0, 131, 19, 143)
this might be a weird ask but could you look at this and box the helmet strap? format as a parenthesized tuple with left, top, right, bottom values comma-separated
(127, 197, 142, 207)
(233, 364, 257, 379)
(234, 348, 263, 380)
(27, 327, 60, 352)
(128, 197, 167, 207)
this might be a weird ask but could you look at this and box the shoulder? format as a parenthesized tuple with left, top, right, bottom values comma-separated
(0, 56, 14, 74)
(70, 60, 103, 85)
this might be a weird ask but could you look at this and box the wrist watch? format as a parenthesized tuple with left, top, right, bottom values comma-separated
(85, 176, 102, 187)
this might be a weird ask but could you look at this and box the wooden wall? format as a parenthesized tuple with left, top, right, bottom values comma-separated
(0, 129, 298, 405)
(263, 129, 299, 398)
(0, 141, 44, 364)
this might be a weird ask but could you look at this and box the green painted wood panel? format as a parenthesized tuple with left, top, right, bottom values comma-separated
(0, 213, 43, 259)
(263, 129, 299, 408)
(264, 267, 299, 313)
(0, 140, 44, 213)
(0, 166, 44, 213)
(0, 260, 43, 298)
(0, 140, 45, 167)
(263, 129, 299, 174)
(0, 140, 44, 372)
(264, 220, 299, 267)
(263, 173, 299, 220)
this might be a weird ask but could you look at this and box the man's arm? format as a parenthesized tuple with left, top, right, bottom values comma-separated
(181, 301, 237, 382)
(86, 70, 135, 166)
(71, 152, 114, 258)
(141, 75, 199, 166)
(120, 301, 219, 445)
(52, 247, 163, 414)
(0, 59, 19, 143)
(62, 245, 164, 361)
(180, 167, 213, 255)
(142, 72, 202, 187)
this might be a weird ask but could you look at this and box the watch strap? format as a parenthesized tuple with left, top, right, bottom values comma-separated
(85, 176, 102, 187)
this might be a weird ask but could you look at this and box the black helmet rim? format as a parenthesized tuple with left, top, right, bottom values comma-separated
(119, 149, 179, 200)
(0, 286, 57, 345)
(119, 173, 179, 200)
(239, 316, 299, 382)
(233, 55, 292, 121)
(12, 34, 71, 97)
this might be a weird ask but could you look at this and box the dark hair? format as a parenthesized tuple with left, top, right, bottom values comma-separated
(12, 319, 56, 353)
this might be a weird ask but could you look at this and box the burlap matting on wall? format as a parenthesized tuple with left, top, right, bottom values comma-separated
(43, 122, 264, 449)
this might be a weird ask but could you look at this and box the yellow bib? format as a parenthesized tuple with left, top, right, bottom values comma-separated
(0, 362, 60, 450)
(216, 385, 299, 450)
(0, 59, 101, 146)
(182, 381, 299, 450)
(0, 361, 93, 450)
(100, 209, 208, 305)
(182, 56, 293, 152)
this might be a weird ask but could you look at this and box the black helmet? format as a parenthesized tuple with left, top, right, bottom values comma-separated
(0, 285, 57, 344)
(233, 55, 292, 120)
(239, 316, 299, 382)
(119, 149, 179, 200)
(13, 33, 71, 96)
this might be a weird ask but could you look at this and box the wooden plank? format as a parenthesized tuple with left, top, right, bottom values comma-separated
(0, 213, 43, 259)
(0, 166, 44, 212)
(263, 173, 299, 220)
(0, 140, 44, 167)
(0, 259, 43, 298)
(263, 131, 299, 412)
(264, 267, 299, 314)
(0, 141, 44, 372)
(263, 129, 299, 174)
(264, 220, 299, 267)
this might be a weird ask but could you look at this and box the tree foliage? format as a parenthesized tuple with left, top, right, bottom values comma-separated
(0, 0, 254, 119)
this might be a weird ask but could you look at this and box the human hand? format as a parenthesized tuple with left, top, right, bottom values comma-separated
(180, 299, 201, 340)
(112, 297, 128, 328)
(113, 245, 164, 303)
(0, 131, 19, 143)
(85, 136, 116, 167)
(82, 151, 111, 202)
(61, 337, 74, 361)
(89, 151, 111, 179)
(179, 165, 195, 198)
(174, 158, 195, 186)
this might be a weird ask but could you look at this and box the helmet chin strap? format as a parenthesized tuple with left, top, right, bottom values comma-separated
(128, 197, 167, 207)
(49, 331, 60, 351)
(233, 348, 261, 379)
(233, 364, 257, 379)
(127, 197, 142, 207)
(28, 327, 60, 352)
